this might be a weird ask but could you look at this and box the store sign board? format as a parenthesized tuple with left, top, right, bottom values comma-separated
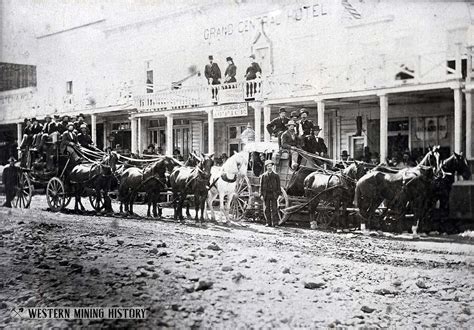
(213, 103, 248, 119)
(218, 88, 245, 104)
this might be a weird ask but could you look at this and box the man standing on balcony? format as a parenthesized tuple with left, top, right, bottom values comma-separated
(245, 54, 262, 97)
(204, 55, 221, 100)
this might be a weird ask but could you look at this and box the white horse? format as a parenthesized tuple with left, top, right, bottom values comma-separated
(205, 151, 249, 223)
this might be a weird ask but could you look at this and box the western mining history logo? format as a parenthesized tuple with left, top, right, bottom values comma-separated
(11, 307, 147, 320)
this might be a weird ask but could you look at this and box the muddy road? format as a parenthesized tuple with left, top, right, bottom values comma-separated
(1, 196, 473, 328)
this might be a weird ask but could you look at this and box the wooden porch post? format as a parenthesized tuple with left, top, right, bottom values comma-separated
(130, 117, 138, 154)
(166, 114, 173, 156)
(317, 99, 325, 139)
(453, 87, 463, 154)
(263, 105, 271, 142)
(207, 109, 214, 154)
(379, 93, 388, 163)
(91, 114, 97, 146)
(253, 102, 262, 142)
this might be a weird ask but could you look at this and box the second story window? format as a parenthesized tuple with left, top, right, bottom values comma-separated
(66, 81, 73, 94)
(146, 70, 154, 93)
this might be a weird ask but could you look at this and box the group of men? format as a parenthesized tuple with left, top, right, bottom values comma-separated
(259, 107, 329, 227)
(266, 107, 328, 170)
(204, 54, 262, 99)
(19, 113, 93, 165)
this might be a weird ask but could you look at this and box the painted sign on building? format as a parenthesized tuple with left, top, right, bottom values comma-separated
(213, 103, 248, 119)
(203, 1, 330, 41)
(218, 88, 245, 104)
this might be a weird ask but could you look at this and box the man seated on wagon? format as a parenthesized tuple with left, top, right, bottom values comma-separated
(57, 115, 70, 134)
(60, 122, 82, 163)
(302, 126, 327, 156)
(266, 107, 288, 141)
(30, 118, 44, 151)
(77, 124, 93, 150)
(280, 120, 299, 170)
(38, 114, 60, 151)
(298, 109, 314, 137)
(18, 118, 32, 150)
(74, 113, 87, 133)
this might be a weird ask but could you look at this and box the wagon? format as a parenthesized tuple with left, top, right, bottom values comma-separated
(15, 142, 106, 212)
(241, 142, 357, 229)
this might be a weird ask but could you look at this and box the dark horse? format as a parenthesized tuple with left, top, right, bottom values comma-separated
(432, 152, 471, 212)
(354, 165, 435, 232)
(67, 152, 118, 213)
(119, 157, 181, 217)
(169, 153, 214, 223)
(304, 162, 368, 228)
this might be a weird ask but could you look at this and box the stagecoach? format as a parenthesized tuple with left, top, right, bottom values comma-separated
(12, 142, 108, 212)
(241, 141, 355, 229)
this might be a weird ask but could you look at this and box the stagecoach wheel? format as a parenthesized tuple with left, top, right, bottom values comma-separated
(89, 193, 104, 212)
(46, 177, 66, 212)
(229, 176, 252, 221)
(315, 200, 336, 230)
(277, 188, 290, 225)
(13, 172, 33, 208)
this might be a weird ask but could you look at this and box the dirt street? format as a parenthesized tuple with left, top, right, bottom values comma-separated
(1, 196, 473, 328)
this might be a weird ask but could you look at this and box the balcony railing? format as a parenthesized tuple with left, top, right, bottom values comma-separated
(134, 79, 314, 112)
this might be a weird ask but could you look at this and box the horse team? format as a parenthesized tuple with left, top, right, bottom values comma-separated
(62, 144, 470, 233)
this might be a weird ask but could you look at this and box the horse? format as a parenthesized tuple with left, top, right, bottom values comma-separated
(354, 165, 435, 232)
(432, 152, 471, 212)
(66, 152, 118, 213)
(169, 153, 214, 223)
(354, 148, 440, 232)
(205, 151, 249, 223)
(118, 157, 180, 217)
(304, 162, 368, 229)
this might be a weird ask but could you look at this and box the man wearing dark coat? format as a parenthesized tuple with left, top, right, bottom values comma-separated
(19, 118, 32, 150)
(245, 54, 262, 96)
(60, 122, 81, 163)
(259, 159, 281, 227)
(57, 115, 70, 134)
(30, 118, 43, 150)
(204, 55, 221, 100)
(266, 107, 289, 138)
(77, 125, 93, 149)
(298, 109, 315, 137)
(302, 126, 327, 155)
(280, 120, 299, 170)
(74, 113, 87, 132)
(2, 157, 18, 208)
(224, 57, 237, 84)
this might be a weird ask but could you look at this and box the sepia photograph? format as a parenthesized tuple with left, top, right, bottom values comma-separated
(1, 0, 473, 327)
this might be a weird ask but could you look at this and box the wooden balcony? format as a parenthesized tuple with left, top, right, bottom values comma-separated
(134, 79, 313, 112)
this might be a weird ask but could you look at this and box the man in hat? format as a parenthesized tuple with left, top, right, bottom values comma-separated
(19, 118, 32, 150)
(290, 110, 300, 136)
(2, 156, 18, 208)
(57, 115, 70, 134)
(60, 122, 81, 163)
(30, 118, 43, 150)
(143, 144, 155, 155)
(204, 55, 222, 100)
(38, 115, 60, 151)
(266, 107, 289, 139)
(303, 126, 327, 156)
(298, 109, 315, 137)
(77, 124, 93, 149)
(259, 159, 281, 227)
(341, 150, 349, 162)
(74, 113, 87, 132)
(280, 120, 299, 170)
